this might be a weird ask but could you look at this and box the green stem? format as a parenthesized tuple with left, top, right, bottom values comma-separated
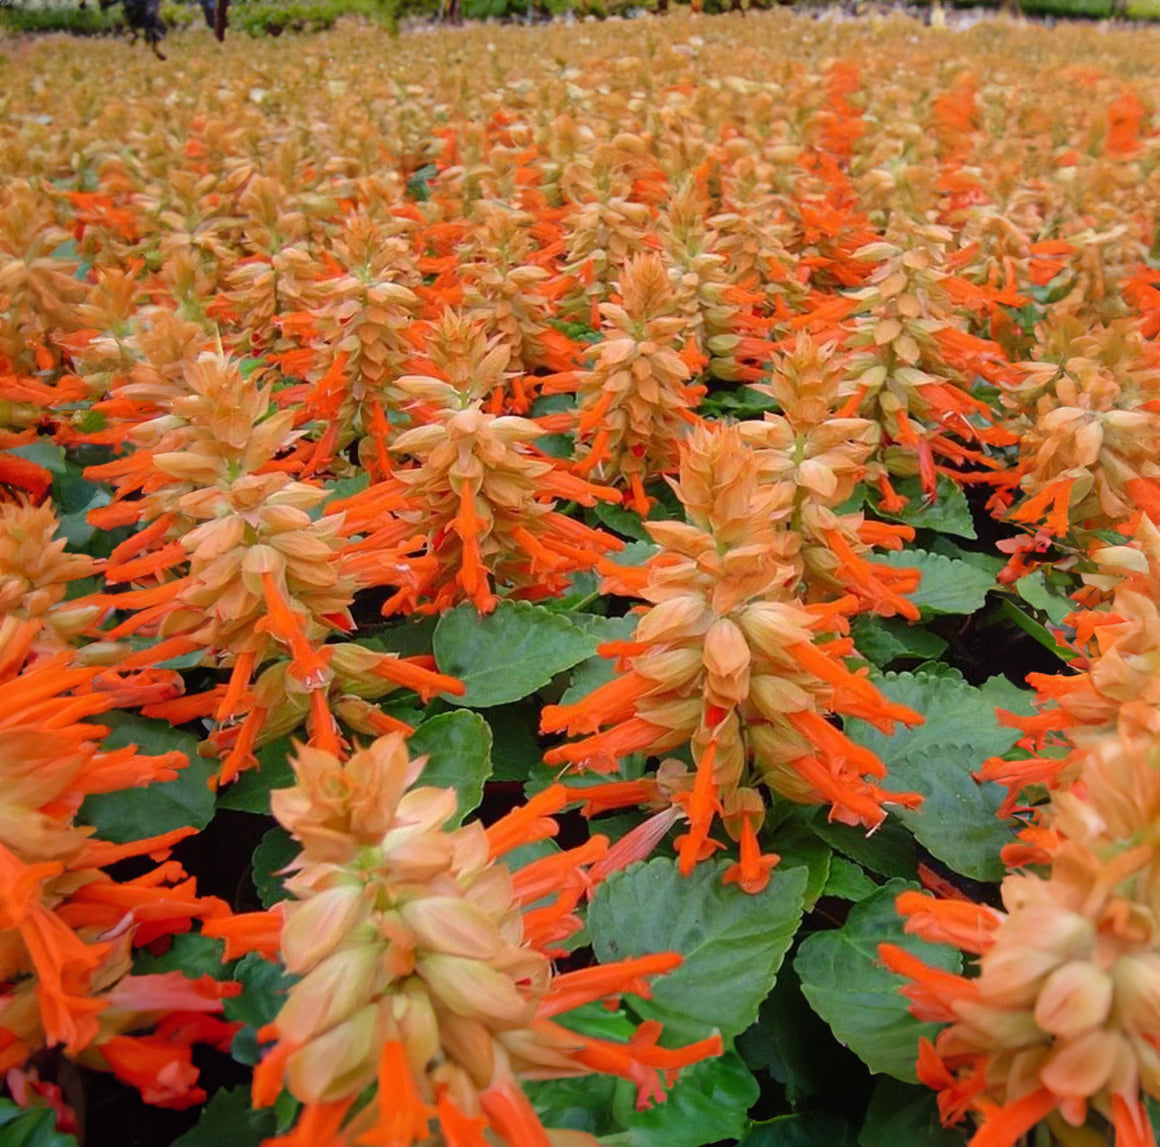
(568, 589, 602, 613)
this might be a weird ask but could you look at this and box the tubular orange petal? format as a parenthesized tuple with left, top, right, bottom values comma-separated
(479, 1076, 553, 1147)
(676, 741, 722, 877)
(968, 1090, 1056, 1147)
(355, 1041, 433, 1147)
(537, 953, 682, 1018)
(485, 785, 567, 858)
(436, 1091, 489, 1147)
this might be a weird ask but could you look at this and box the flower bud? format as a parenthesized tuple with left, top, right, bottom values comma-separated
(735, 601, 813, 659)
(281, 883, 370, 974)
(703, 617, 751, 706)
(276, 943, 384, 1044)
(1039, 1027, 1121, 1099)
(980, 905, 1094, 1007)
(947, 1000, 1044, 1049)
(1110, 953, 1160, 1033)
(1034, 961, 1114, 1040)
(284, 1003, 380, 1104)
(748, 673, 811, 720)
(151, 452, 219, 481)
(1131, 1030, 1160, 1095)
(328, 643, 391, 685)
(401, 897, 503, 960)
(635, 595, 710, 645)
(416, 954, 534, 1025)
(634, 647, 703, 690)
(241, 544, 284, 578)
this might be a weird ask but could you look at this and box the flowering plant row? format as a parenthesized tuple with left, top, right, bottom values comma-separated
(2, 11, 1160, 1147)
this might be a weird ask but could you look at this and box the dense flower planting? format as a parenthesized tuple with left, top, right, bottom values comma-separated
(3, 11, 1160, 1147)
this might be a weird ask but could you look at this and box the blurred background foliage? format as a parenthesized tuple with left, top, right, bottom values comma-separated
(2, 0, 1159, 36)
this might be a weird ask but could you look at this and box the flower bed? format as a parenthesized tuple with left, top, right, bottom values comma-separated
(2, 12, 1160, 1147)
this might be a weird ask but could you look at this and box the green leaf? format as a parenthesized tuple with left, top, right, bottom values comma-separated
(850, 670, 1026, 761)
(593, 500, 652, 541)
(561, 616, 636, 704)
(224, 951, 294, 1071)
(9, 440, 67, 474)
(217, 738, 295, 814)
(846, 670, 1027, 880)
(134, 933, 227, 979)
(568, 612, 637, 640)
(1004, 302, 1044, 336)
(975, 672, 1037, 720)
(406, 162, 438, 201)
(859, 1078, 967, 1147)
(537, 432, 573, 459)
(485, 701, 543, 781)
(926, 537, 1004, 577)
(223, 953, 295, 1029)
(556, 569, 599, 609)
(275, 1091, 301, 1134)
(311, 474, 370, 520)
(1147, 1097, 1160, 1135)
(433, 601, 600, 708)
(1012, 570, 1073, 625)
(123, 636, 205, 670)
(994, 598, 1072, 662)
(822, 856, 878, 902)
(869, 475, 976, 539)
(742, 1113, 857, 1147)
(409, 710, 493, 826)
(170, 1086, 278, 1147)
(773, 826, 831, 910)
(252, 827, 297, 909)
(561, 654, 617, 704)
(230, 1025, 263, 1067)
(528, 1076, 619, 1137)
(504, 838, 560, 875)
(882, 549, 995, 615)
(0, 1100, 79, 1147)
(532, 394, 577, 416)
(609, 1051, 760, 1147)
(608, 539, 660, 566)
(237, 356, 270, 379)
(361, 615, 438, 658)
(795, 880, 962, 1082)
(546, 321, 600, 344)
(880, 741, 1011, 882)
(53, 466, 111, 549)
(80, 713, 214, 844)
(808, 812, 917, 880)
(697, 385, 778, 419)
(736, 964, 860, 1106)
(908, 662, 965, 681)
(589, 858, 807, 1043)
(553, 1001, 638, 1042)
(851, 615, 949, 668)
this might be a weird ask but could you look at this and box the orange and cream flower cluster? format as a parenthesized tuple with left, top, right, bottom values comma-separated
(882, 715, 1160, 1147)
(224, 733, 720, 1147)
(543, 421, 923, 893)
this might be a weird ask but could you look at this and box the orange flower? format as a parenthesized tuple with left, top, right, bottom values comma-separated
(543, 424, 921, 884)
(573, 251, 705, 511)
(1001, 318, 1160, 539)
(885, 721, 1160, 1146)
(838, 226, 1009, 501)
(0, 501, 99, 654)
(353, 1041, 433, 1146)
(0, 638, 233, 1097)
(253, 734, 720, 1147)
(336, 379, 622, 615)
